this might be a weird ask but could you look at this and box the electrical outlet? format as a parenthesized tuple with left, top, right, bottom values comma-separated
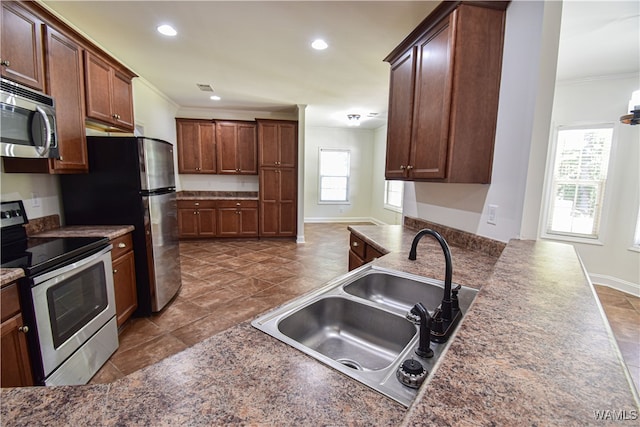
(487, 204, 498, 225)
(31, 192, 41, 208)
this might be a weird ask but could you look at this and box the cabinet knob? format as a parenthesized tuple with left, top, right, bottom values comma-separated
(352, 241, 359, 247)
(194, 202, 200, 206)
(400, 165, 406, 170)
(406, 165, 414, 170)
(236, 203, 241, 206)
(18, 325, 29, 333)
(118, 242, 126, 248)
(1, 59, 10, 67)
(113, 269, 118, 274)
(59, 156, 64, 161)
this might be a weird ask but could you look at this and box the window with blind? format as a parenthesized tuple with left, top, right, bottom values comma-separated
(543, 124, 613, 240)
(319, 149, 350, 203)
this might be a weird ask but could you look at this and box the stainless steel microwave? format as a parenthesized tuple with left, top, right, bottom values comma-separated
(0, 78, 58, 159)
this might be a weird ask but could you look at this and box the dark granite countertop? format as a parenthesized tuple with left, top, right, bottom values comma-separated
(1, 224, 638, 425)
(177, 191, 258, 200)
(32, 225, 134, 240)
(0, 268, 24, 287)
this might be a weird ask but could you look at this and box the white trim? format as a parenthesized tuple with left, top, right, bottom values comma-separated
(304, 217, 387, 226)
(629, 246, 640, 253)
(590, 273, 640, 297)
(540, 234, 604, 246)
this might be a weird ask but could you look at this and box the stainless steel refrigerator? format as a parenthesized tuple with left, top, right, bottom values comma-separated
(60, 136, 181, 315)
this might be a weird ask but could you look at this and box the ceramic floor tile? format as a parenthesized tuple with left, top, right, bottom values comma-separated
(109, 333, 189, 375)
(149, 299, 211, 332)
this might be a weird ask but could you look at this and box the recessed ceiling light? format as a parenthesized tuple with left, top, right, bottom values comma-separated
(157, 24, 177, 37)
(210, 95, 221, 101)
(311, 39, 328, 50)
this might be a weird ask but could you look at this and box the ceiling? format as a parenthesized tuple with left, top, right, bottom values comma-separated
(42, 1, 639, 129)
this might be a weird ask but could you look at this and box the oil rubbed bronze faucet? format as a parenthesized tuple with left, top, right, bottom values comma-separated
(408, 229, 462, 343)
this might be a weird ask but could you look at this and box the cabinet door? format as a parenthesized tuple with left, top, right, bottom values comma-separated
(239, 207, 259, 236)
(385, 47, 415, 180)
(45, 26, 88, 173)
(197, 208, 217, 237)
(1, 283, 33, 387)
(84, 51, 113, 125)
(0, 2, 44, 90)
(410, 18, 453, 180)
(258, 121, 279, 167)
(237, 122, 257, 174)
(278, 123, 297, 168)
(178, 208, 199, 238)
(111, 69, 134, 130)
(217, 207, 240, 236)
(259, 168, 279, 236)
(278, 168, 297, 236)
(112, 251, 137, 327)
(216, 121, 239, 174)
(176, 120, 216, 174)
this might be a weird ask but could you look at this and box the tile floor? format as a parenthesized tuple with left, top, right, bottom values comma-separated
(593, 285, 640, 392)
(91, 224, 640, 397)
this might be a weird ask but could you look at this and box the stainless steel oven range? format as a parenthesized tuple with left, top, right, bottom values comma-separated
(0, 200, 118, 386)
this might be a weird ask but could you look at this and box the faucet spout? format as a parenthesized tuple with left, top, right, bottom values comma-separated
(408, 229, 453, 321)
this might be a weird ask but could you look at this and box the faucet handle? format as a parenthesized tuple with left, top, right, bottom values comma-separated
(405, 309, 421, 325)
(451, 284, 461, 311)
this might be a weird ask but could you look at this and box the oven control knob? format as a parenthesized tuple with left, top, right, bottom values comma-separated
(0, 211, 8, 219)
(18, 326, 29, 333)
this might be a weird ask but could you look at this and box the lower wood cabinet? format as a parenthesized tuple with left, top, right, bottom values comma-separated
(178, 199, 259, 238)
(1, 282, 34, 387)
(217, 200, 258, 237)
(110, 233, 137, 328)
(348, 233, 384, 271)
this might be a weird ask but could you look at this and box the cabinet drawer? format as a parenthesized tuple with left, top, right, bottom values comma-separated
(177, 200, 217, 209)
(111, 233, 133, 260)
(1, 283, 21, 323)
(349, 234, 366, 259)
(216, 200, 258, 208)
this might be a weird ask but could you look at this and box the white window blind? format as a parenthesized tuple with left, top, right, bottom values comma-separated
(545, 125, 613, 239)
(319, 149, 350, 203)
(384, 180, 403, 211)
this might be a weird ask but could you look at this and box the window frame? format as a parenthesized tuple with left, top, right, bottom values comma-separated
(318, 148, 351, 205)
(384, 180, 403, 213)
(540, 122, 616, 245)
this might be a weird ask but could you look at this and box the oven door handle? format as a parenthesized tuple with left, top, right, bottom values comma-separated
(32, 245, 113, 286)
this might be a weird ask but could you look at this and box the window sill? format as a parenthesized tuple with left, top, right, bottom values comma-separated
(317, 201, 350, 205)
(629, 246, 640, 253)
(384, 204, 402, 213)
(540, 233, 604, 246)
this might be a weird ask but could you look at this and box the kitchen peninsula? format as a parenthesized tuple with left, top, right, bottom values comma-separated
(1, 223, 638, 425)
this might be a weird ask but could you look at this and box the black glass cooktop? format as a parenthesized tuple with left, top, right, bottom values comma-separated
(1, 236, 109, 277)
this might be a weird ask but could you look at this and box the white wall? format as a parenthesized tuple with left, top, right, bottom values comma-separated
(304, 127, 375, 222)
(544, 75, 640, 293)
(403, 0, 562, 243)
(0, 169, 61, 220)
(369, 125, 402, 225)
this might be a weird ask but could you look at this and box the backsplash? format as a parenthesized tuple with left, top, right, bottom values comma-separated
(404, 216, 506, 258)
(25, 215, 60, 236)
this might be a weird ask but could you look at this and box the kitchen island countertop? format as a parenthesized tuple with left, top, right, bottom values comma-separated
(1, 225, 638, 425)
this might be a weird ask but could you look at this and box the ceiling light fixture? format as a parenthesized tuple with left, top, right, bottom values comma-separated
(210, 95, 221, 101)
(620, 89, 640, 125)
(311, 39, 328, 50)
(157, 24, 177, 37)
(347, 114, 361, 126)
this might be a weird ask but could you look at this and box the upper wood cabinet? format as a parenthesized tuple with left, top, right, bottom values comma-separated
(384, 2, 508, 183)
(84, 51, 135, 131)
(0, 1, 45, 91)
(176, 119, 216, 174)
(216, 120, 257, 175)
(44, 26, 88, 173)
(257, 120, 297, 168)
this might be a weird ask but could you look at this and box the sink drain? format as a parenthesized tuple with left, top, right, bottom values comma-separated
(336, 358, 363, 371)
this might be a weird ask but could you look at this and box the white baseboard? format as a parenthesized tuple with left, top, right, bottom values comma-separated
(304, 217, 387, 225)
(590, 274, 640, 297)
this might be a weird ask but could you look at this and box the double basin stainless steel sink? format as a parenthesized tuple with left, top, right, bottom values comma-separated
(251, 265, 478, 407)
